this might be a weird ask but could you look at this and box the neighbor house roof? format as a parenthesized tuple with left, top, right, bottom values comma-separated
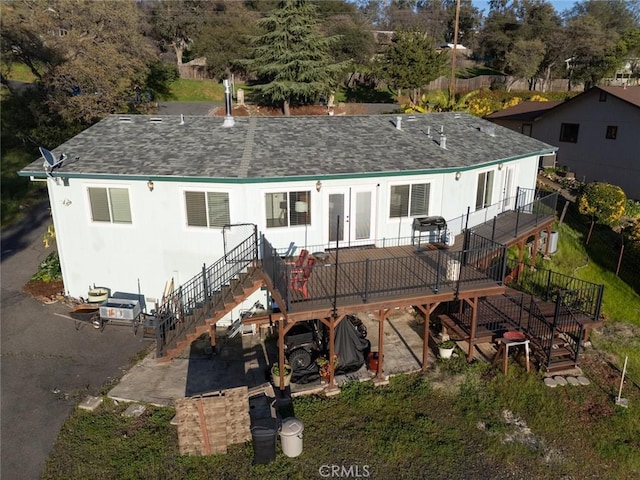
(485, 101, 562, 121)
(20, 113, 557, 182)
(598, 85, 640, 108)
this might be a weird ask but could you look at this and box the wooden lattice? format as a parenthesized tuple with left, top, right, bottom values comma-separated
(175, 386, 250, 456)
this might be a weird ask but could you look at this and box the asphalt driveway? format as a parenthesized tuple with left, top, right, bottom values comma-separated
(1, 201, 151, 480)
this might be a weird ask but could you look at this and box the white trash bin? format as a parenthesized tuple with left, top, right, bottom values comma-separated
(279, 417, 304, 457)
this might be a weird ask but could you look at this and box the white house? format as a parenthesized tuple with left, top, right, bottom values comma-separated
(20, 112, 556, 313)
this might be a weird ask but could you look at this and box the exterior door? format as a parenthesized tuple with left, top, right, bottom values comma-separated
(326, 187, 374, 246)
(501, 165, 517, 211)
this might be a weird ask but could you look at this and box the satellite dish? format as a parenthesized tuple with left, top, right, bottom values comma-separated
(39, 146, 66, 177)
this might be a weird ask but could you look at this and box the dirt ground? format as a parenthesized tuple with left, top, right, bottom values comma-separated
(22, 279, 65, 302)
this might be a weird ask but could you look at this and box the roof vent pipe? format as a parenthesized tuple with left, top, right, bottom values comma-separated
(396, 116, 402, 130)
(179, 114, 185, 125)
(222, 79, 234, 128)
(440, 133, 447, 149)
(427, 125, 431, 138)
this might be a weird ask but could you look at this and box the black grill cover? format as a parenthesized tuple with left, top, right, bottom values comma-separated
(335, 317, 370, 374)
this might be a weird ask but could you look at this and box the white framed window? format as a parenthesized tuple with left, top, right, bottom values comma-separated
(389, 183, 430, 218)
(265, 191, 311, 228)
(475, 171, 494, 210)
(88, 187, 132, 224)
(184, 191, 230, 228)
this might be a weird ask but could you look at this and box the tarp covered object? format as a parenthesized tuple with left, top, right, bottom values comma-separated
(335, 316, 370, 374)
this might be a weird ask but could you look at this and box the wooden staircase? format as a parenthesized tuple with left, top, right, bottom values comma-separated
(158, 266, 264, 362)
(443, 290, 594, 372)
(529, 331, 579, 372)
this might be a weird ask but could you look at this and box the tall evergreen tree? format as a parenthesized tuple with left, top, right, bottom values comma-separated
(241, 0, 348, 116)
(380, 29, 448, 104)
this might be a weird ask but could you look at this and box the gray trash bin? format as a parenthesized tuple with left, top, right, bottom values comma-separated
(251, 425, 277, 464)
(279, 417, 304, 457)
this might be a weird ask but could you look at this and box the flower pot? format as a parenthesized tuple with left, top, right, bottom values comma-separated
(439, 346, 455, 359)
(271, 365, 292, 387)
(367, 352, 382, 373)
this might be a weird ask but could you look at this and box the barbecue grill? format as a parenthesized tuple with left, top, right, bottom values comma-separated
(411, 216, 451, 248)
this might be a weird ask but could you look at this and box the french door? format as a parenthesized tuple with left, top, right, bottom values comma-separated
(326, 187, 375, 246)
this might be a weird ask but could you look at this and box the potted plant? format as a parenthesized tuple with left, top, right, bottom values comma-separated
(271, 362, 292, 387)
(316, 354, 338, 383)
(439, 340, 456, 359)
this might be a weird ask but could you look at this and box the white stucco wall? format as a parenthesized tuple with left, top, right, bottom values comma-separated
(48, 154, 540, 301)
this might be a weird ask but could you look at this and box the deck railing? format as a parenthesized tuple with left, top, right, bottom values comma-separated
(155, 226, 258, 357)
(554, 293, 584, 365)
(507, 259, 604, 320)
(453, 292, 526, 338)
(262, 234, 506, 313)
(446, 188, 537, 237)
(513, 190, 558, 238)
(522, 295, 556, 366)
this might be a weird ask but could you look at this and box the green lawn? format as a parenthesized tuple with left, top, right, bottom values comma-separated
(43, 360, 640, 480)
(157, 78, 227, 102)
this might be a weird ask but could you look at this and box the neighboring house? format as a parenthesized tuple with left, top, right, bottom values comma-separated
(19, 111, 556, 315)
(484, 101, 562, 137)
(486, 86, 640, 200)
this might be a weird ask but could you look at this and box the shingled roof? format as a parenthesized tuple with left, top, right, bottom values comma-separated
(20, 112, 556, 182)
(486, 86, 640, 123)
(485, 101, 562, 121)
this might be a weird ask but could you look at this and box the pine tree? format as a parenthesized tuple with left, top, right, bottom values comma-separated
(242, 0, 348, 116)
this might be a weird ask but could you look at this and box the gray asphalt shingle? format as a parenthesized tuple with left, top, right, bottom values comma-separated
(20, 113, 557, 180)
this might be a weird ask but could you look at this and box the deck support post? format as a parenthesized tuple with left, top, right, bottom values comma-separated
(415, 303, 438, 371)
(376, 309, 390, 380)
(516, 239, 526, 281)
(209, 323, 216, 348)
(422, 305, 430, 371)
(544, 224, 552, 256)
(531, 230, 539, 265)
(329, 316, 336, 388)
(466, 297, 478, 362)
(278, 317, 286, 390)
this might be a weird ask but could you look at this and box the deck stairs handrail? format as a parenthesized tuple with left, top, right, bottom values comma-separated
(155, 226, 259, 359)
(521, 295, 556, 367)
(553, 291, 585, 365)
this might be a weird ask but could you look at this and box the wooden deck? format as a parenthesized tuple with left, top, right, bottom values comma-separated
(264, 245, 506, 322)
(453, 209, 555, 252)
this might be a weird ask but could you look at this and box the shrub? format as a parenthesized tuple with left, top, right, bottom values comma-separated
(31, 251, 62, 282)
(578, 182, 627, 227)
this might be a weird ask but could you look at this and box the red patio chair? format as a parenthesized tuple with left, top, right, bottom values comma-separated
(289, 256, 316, 299)
(286, 249, 309, 268)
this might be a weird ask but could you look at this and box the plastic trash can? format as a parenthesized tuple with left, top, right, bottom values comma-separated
(251, 425, 277, 464)
(279, 417, 304, 457)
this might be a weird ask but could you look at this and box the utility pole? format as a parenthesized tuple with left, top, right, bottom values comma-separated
(448, 0, 461, 106)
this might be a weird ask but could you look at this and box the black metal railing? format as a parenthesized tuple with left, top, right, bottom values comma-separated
(522, 295, 555, 366)
(262, 234, 506, 313)
(513, 190, 558, 238)
(554, 292, 585, 364)
(462, 231, 508, 282)
(507, 259, 604, 320)
(445, 188, 536, 237)
(156, 226, 258, 357)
